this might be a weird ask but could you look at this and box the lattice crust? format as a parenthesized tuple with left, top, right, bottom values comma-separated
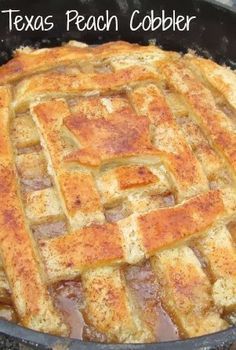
(159, 61, 236, 176)
(194, 225, 236, 311)
(0, 41, 178, 84)
(129, 84, 209, 200)
(0, 87, 67, 334)
(82, 266, 153, 342)
(184, 54, 236, 110)
(151, 246, 228, 337)
(0, 41, 236, 343)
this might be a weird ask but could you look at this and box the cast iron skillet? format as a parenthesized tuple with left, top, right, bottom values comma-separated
(0, 0, 236, 348)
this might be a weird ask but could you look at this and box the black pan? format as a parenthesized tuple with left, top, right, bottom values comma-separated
(0, 0, 235, 348)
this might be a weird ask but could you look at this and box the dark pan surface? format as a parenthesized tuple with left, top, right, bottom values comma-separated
(0, 0, 236, 348)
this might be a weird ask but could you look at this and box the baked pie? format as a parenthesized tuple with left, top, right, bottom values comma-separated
(0, 40, 235, 343)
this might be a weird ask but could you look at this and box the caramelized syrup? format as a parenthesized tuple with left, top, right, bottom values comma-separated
(52, 280, 85, 339)
(125, 260, 179, 341)
(52, 280, 108, 342)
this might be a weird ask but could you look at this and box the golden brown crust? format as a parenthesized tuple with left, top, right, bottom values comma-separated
(31, 99, 68, 167)
(161, 61, 236, 176)
(152, 246, 227, 337)
(0, 86, 12, 158)
(0, 46, 92, 84)
(194, 225, 236, 310)
(1, 41, 236, 341)
(0, 87, 68, 335)
(196, 226, 236, 280)
(175, 116, 223, 178)
(38, 189, 236, 282)
(0, 41, 174, 84)
(70, 95, 132, 117)
(59, 170, 102, 215)
(82, 266, 154, 342)
(14, 67, 160, 112)
(129, 84, 208, 200)
(139, 190, 227, 254)
(64, 109, 158, 167)
(96, 164, 169, 207)
(39, 223, 124, 281)
(25, 188, 64, 224)
(32, 99, 105, 228)
(185, 54, 236, 110)
(116, 165, 158, 190)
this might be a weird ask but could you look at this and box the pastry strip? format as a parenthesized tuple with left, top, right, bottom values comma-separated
(82, 266, 154, 342)
(0, 41, 173, 84)
(195, 225, 236, 311)
(0, 86, 68, 335)
(32, 99, 104, 229)
(161, 62, 236, 176)
(138, 188, 235, 254)
(185, 55, 236, 110)
(39, 189, 236, 281)
(151, 246, 227, 337)
(129, 84, 208, 200)
(15, 67, 160, 111)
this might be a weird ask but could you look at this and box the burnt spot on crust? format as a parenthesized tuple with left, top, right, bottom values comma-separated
(74, 196, 81, 207)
